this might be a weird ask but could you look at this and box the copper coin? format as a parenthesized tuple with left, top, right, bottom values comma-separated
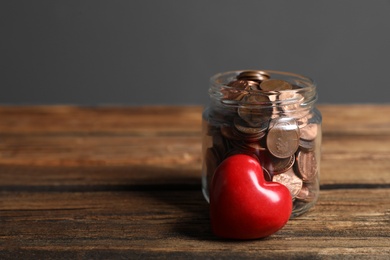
(264, 154, 295, 175)
(245, 93, 271, 104)
(278, 90, 303, 104)
(266, 118, 300, 158)
(260, 79, 293, 92)
(221, 80, 253, 101)
(272, 168, 303, 199)
(223, 148, 260, 162)
(238, 70, 270, 77)
(239, 142, 266, 158)
(211, 131, 230, 158)
(297, 116, 309, 129)
(299, 139, 315, 151)
(221, 90, 248, 102)
(231, 77, 262, 90)
(233, 116, 268, 136)
(228, 79, 259, 90)
(278, 91, 308, 118)
(237, 70, 270, 82)
(300, 123, 318, 141)
(237, 95, 273, 127)
(220, 125, 240, 140)
(243, 140, 267, 152)
(239, 75, 269, 83)
(295, 150, 318, 182)
(232, 129, 266, 142)
(229, 139, 266, 154)
(228, 140, 248, 151)
(296, 184, 316, 202)
(234, 126, 267, 142)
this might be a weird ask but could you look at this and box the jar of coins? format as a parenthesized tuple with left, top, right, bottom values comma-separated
(202, 70, 322, 217)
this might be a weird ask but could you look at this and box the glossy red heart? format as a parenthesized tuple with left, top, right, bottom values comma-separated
(210, 154, 292, 239)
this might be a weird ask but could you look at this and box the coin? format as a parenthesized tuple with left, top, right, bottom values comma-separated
(266, 118, 300, 158)
(300, 123, 318, 141)
(237, 95, 273, 127)
(237, 70, 270, 82)
(272, 168, 303, 199)
(223, 148, 260, 163)
(295, 150, 318, 182)
(227, 79, 259, 90)
(229, 139, 266, 155)
(260, 79, 293, 91)
(278, 90, 303, 103)
(211, 130, 230, 159)
(234, 116, 268, 136)
(243, 140, 267, 152)
(245, 93, 271, 104)
(264, 154, 296, 175)
(221, 80, 254, 101)
(220, 125, 240, 140)
(296, 184, 316, 202)
(232, 76, 262, 90)
(299, 139, 315, 151)
(297, 116, 309, 128)
(278, 91, 306, 118)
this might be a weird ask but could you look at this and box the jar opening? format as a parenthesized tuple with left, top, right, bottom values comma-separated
(209, 70, 317, 111)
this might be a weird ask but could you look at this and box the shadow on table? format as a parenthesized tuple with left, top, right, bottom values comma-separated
(128, 165, 218, 241)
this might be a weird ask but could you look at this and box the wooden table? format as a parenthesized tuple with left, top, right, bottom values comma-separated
(1, 105, 389, 259)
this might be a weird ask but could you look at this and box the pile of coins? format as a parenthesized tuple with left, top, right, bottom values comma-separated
(203, 70, 320, 214)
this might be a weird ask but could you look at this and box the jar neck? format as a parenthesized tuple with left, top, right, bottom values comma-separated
(209, 70, 317, 119)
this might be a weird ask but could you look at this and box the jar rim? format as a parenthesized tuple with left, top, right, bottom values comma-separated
(209, 70, 317, 109)
(210, 70, 316, 90)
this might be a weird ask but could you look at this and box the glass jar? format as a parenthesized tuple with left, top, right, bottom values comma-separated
(202, 70, 322, 217)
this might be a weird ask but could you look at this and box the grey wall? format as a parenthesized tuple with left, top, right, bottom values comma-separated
(1, 1, 390, 105)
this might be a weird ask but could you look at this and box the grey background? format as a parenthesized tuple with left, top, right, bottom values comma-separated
(1, 1, 390, 105)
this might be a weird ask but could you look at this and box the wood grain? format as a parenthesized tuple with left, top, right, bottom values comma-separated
(0, 105, 389, 259)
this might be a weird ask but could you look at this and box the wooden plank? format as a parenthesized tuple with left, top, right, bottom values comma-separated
(1, 189, 389, 258)
(0, 135, 201, 166)
(0, 134, 389, 186)
(0, 106, 203, 135)
(319, 104, 390, 136)
(0, 105, 389, 136)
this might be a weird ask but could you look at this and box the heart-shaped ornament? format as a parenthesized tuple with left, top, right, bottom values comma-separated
(210, 154, 292, 239)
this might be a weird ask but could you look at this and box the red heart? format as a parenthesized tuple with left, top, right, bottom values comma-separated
(210, 154, 292, 239)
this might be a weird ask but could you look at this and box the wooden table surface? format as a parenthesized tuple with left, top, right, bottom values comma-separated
(1, 105, 389, 259)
